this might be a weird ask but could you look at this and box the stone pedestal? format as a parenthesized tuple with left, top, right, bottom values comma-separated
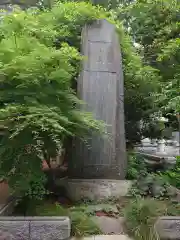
(0, 217, 70, 240)
(68, 20, 126, 180)
(66, 179, 132, 201)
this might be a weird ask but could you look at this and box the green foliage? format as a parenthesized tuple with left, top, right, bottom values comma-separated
(118, 0, 180, 115)
(126, 153, 147, 180)
(32, 202, 102, 236)
(130, 173, 172, 199)
(72, 0, 134, 9)
(124, 196, 180, 240)
(127, 153, 176, 199)
(119, 0, 180, 64)
(0, 2, 106, 198)
(160, 156, 180, 189)
(157, 41, 180, 113)
(124, 198, 161, 240)
(165, 201, 180, 216)
(116, 23, 160, 143)
(127, 154, 179, 199)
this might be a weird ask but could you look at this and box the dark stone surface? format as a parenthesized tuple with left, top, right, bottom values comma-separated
(156, 217, 180, 239)
(69, 20, 126, 179)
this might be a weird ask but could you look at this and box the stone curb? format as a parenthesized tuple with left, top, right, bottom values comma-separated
(155, 216, 180, 239)
(0, 216, 70, 240)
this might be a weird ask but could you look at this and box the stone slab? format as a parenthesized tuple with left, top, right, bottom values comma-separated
(0, 217, 70, 240)
(67, 179, 132, 201)
(155, 216, 180, 239)
(92, 216, 124, 234)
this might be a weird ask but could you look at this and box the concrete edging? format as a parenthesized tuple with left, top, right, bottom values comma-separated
(155, 216, 180, 240)
(0, 216, 70, 240)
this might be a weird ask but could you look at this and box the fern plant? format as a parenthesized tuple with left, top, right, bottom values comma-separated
(0, 3, 106, 198)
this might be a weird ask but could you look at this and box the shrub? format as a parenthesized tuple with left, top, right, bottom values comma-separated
(130, 173, 171, 199)
(0, 2, 106, 198)
(127, 153, 179, 199)
(160, 156, 180, 189)
(126, 153, 147, 180)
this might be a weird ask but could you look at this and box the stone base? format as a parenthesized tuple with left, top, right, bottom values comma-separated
(66, 179, 132, 201)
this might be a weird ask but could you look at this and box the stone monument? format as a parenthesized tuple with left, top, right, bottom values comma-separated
(67, 20, 128, 200)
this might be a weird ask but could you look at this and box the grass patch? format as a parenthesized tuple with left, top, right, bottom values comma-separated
(124, 197, 180, 240)
(124, 198, 162, 240)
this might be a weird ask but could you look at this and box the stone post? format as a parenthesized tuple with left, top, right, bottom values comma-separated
(157, 139, 166, 154)
(68, 20, 126, 180)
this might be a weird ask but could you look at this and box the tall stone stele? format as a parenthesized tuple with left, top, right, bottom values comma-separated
(68, 20, 127, 180)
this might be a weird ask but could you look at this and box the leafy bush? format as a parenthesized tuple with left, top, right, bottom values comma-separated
(160, 156, 180, 189)
(118, 0, 180, 115)
(0, 2, 106, 198)
(130, 173, 172, 199)
(128, 155, 180, 199)
(126, 153, 147, 180)
(124, 198, 162, 240)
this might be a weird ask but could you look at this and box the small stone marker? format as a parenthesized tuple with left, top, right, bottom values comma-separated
(0, 217, 70, 240)
(155, 216, 180, 239)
